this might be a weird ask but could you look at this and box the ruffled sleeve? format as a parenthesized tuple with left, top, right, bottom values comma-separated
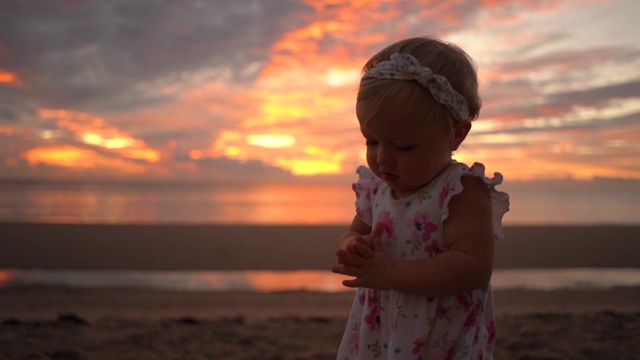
(352, 166, 381, 226)
(441, 162, 510, 239)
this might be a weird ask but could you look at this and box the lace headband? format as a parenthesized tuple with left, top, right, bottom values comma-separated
(362, 53, 470, 122)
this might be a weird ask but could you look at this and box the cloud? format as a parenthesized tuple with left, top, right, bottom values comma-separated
(186, 156, 293, 182)
(0, 0, 639, 182)
(492, 47, 640, 76)
(0, 0, 312, 113)
(547, 79, 640, 109)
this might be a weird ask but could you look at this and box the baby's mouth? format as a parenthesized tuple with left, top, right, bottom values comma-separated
(380, 172, 398, 181)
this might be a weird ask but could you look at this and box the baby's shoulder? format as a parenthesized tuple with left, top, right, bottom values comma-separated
(353, 166, 385, 194)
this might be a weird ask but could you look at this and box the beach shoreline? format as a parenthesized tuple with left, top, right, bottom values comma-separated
(2, 222, 640, 270)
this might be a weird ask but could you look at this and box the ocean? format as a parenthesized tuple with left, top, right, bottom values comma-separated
(1, 178, 639, 225)
(3, 268, 640, 293)
(1, 179, 639, 292)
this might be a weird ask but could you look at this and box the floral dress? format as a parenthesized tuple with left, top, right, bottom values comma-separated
(336, 161, 509, 360)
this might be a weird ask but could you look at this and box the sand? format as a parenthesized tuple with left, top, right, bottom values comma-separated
(2, 223, 640, 270)
(1, 287, 639, 360)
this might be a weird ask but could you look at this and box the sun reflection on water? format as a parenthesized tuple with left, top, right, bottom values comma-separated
(2, 268, 640, 292)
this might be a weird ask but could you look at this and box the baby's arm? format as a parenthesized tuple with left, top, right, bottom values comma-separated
(332, 176, 494, 297)
(338, 215, 372, 251)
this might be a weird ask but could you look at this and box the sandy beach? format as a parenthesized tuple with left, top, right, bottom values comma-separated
(1, 223, 640, 359)
(0, 287, 639, 359)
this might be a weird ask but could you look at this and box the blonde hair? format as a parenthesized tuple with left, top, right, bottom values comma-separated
(358, 36, 481, 132)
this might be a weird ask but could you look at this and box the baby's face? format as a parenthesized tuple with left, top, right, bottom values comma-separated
(357, 100, 455, 199)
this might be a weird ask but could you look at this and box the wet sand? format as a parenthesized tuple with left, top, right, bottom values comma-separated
(2, 223, 640, 270)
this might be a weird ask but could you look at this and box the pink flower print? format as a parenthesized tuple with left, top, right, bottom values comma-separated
(378, 211, 395, 247)
(473, 326, 481, 345)
(424, 239, 444, 257)
(420, 222, 438, 242)
(436, 305, 450, 320)
(358, 291, 366, 305)
(406, 212, 427, 234)
(411, 335, 427, 355)
(390, 313, 398, 330)
(464, 308, 478, 328)
(364, 306, 381, 331)
(457, 293, 473, 312)
(440, 184, 455, 208)
(366, 289, 379, 308)
(406, 212, 438, 243)
(432, 340, 456, 360)
(348, 332, 360, 356)
(486, 320, 496, 345)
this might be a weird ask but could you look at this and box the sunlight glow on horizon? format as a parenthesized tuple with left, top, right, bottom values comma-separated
(82, 133, 135, 149)
(276, 157, 343, 175)
(247, 134, 296, 148)
(25, 146, 101, 169)
(23, 109, 163, 168)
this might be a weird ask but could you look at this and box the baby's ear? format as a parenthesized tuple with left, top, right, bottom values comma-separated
(451, 120, 472, 151)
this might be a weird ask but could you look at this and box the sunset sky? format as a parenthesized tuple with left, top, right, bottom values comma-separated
(1, 0, 639, 184)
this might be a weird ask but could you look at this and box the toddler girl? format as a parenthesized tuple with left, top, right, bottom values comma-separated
(331, 36, 510, 359)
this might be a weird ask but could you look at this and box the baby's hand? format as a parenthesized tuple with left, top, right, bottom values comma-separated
(340, 223, 380, 257)
(343, 233, 373, 254)
(332, 223, 395, 290)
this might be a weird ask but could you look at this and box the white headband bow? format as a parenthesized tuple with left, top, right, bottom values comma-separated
(362, 53, 470, 122)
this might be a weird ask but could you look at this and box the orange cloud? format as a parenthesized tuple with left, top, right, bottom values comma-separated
(25, 146, 99, 168)
(38, 109, 162, 163)
(0, 69, 22, 85)
(23, 145, 148, 174)
(201, 1, 381, 176)
(0, 125, 18, 136)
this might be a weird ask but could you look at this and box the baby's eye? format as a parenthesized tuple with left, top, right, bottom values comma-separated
(397, 145, 416, 152)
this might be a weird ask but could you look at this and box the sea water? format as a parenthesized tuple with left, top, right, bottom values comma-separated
(2, 268, 640, 292)
(1, 179, 639, 225)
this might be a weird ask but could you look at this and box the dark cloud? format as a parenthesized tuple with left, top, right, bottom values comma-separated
(182, 156, 293, 182)
(480, 45, 640, 121)
(494, 46, 640, 75)
(0, 0, 312, 114)
(475, 111, 640, 136)
(547, 79, 640, 109)
(482, 78, 640, 122)
(0, 86, 37, 124)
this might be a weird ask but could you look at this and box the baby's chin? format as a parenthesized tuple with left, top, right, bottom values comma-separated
(389, 184, 424, 200)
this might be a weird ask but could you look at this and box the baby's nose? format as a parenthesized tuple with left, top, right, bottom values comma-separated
(376, 146, 394, 166)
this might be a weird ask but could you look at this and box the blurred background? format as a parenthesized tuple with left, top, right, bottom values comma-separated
(0, 0, 639, 291)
